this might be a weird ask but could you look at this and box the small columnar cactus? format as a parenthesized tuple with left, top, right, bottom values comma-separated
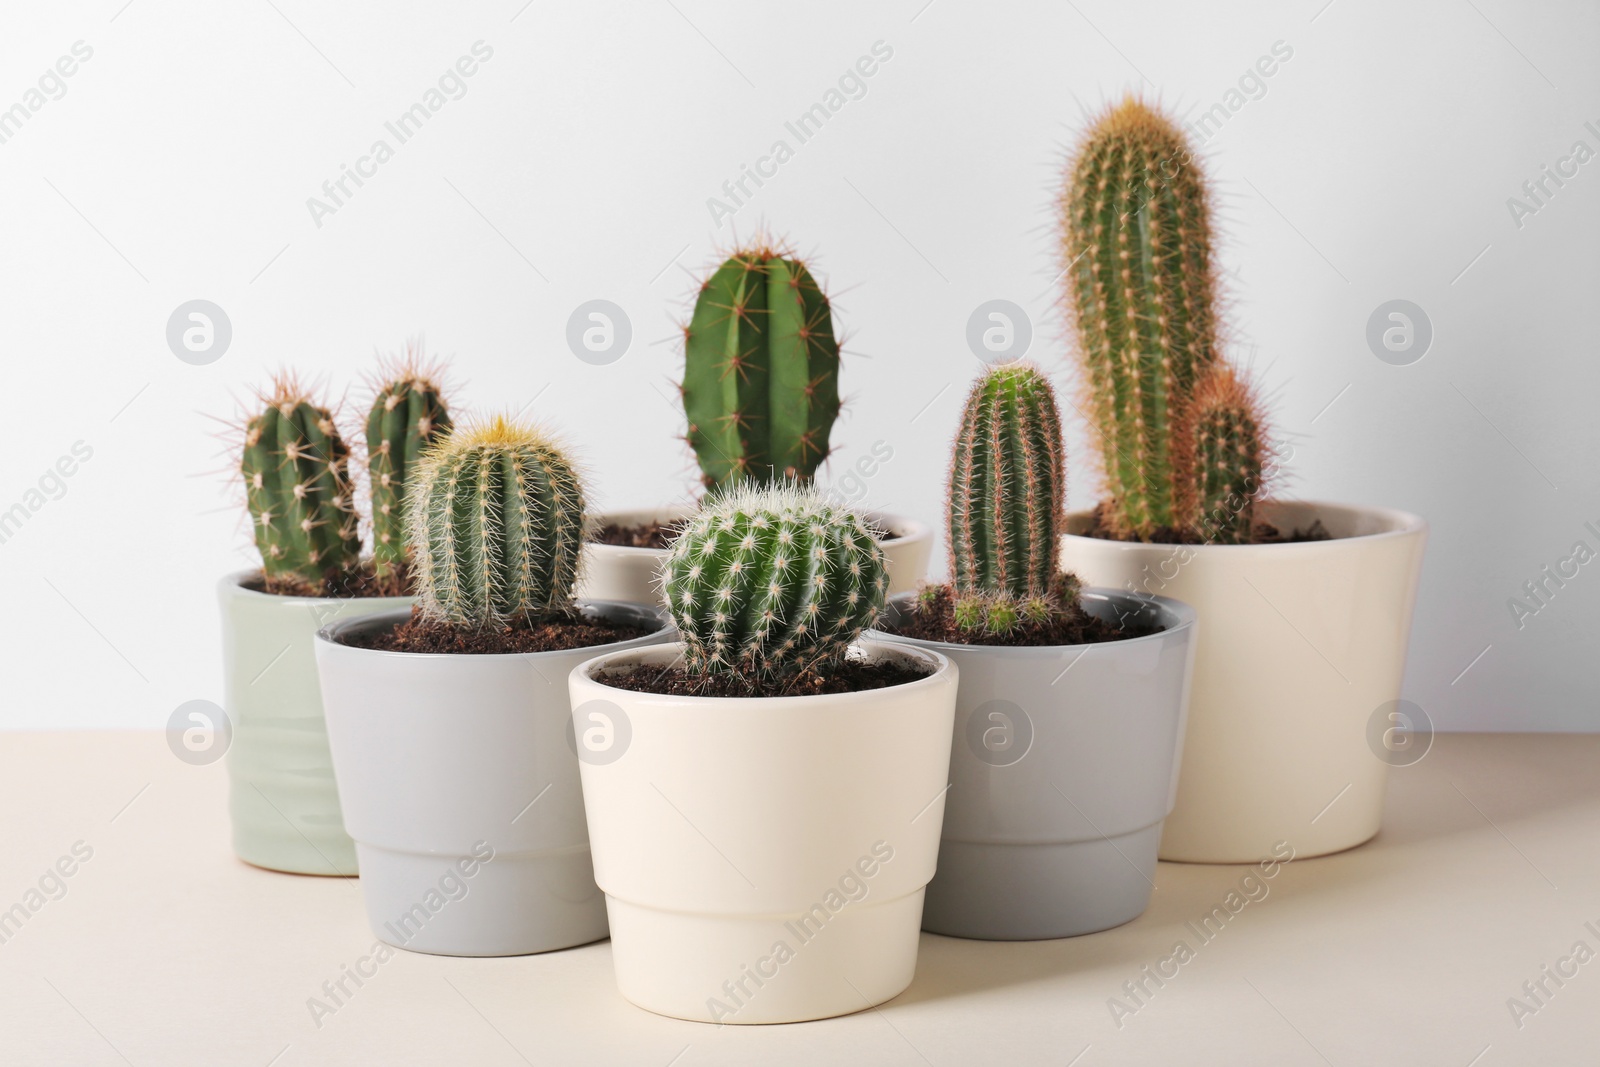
(406, 417, 585, 628)
(242, 377, 362, 590)
(1060, 97, 1225, 539)
(681, 244, 841, 490)
(1184, 366, 1265, 546)
(663, 483, 886, 676)
(366, 356, 452, 582)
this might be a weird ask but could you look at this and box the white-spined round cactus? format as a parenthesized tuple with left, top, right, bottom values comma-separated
(663, 482, 887, 676)
(405, 416, 585, 628)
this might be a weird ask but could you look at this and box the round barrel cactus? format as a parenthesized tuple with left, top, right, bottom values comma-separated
(405, 417, 585, 628)
(663, 483, 886, 676)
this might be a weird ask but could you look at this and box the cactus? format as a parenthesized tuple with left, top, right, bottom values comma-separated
(241, 377, 362, 592)
(663, 482, 887, 676)
(366, 353, 452, 584)
(681, 243, 841, 490)
(406, 417, 586, 628)
(1184, 365, 1265, 546)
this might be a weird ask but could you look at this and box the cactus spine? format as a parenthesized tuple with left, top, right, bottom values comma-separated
(367, 356, 452, 583)
(1185, 366, 1264, 546)
(406, 417, 585, 628)
(946, 363, 1072, 634)
(242, 378, 362, 591)
(1062, 97, 1251, 541)
(682, 244, 841, 490)
(664, 483, 886, 676)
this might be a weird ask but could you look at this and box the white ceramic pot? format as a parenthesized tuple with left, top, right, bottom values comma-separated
(218, 571, 411, 875)
(314, 603, 673, 956)
(577, 506, 933, 606)
(1059, 500, 1427, 863)
(568, 640, 957, 1024)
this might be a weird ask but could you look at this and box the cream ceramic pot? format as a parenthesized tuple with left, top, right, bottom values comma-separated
(569, 640, 957, 1023)
(1059, 500, 1427, 863)
(218, 572, 411, 875)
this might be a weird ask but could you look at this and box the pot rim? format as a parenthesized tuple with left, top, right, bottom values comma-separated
(1061, 498, 1426, 553)
(585, 506, 930, 557)
(218, 568, 413, 606)
(873, 586, 1196, 657)
(571, 638, 952, 708)
(315, 601, 672, 661)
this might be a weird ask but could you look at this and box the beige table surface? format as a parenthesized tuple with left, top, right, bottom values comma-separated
(1, 731, 1595, 1066)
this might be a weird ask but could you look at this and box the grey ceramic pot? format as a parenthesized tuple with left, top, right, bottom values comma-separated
(874, 588, 1196, 940)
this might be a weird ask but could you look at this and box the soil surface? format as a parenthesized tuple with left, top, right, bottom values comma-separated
(884, 585, 1160, 648)
(1082, 502, 1333, 545)
(243, 561, 410, 599)
(343, 606, 651, 655)
(590, 521, 676, 550)
(596, 658, 930, 698)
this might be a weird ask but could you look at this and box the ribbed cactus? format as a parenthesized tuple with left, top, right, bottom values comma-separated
(242, 378, 362, 590)
(681, 244, 841, 490)
(366, 357, 452, 583)
(663, 483, 886, 676)
(1184, 366, 1265, 546)
(946, 364, 1072, 634)
(1061, 97, 1226, 539)
(406, 417, 586, 628)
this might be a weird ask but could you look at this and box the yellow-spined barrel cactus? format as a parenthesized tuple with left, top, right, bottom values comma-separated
(366, 357, 451, 584)
(406, 417, 585, 628)
(1060, 97, 1265, 542)
(945, 363, 1074, 634)
(682, 244, 841, 490)
(663, 483, 886, 676)
(241, 377, 362, 591)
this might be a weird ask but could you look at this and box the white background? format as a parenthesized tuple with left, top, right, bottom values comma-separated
(0, 0, 1594, 731)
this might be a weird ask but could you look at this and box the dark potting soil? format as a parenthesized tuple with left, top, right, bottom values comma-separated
(343, 605, 651, 655)
(242, 561, 410, 599)
(884, 584, 1160, 648)
(597, 658, 931, 698)
(1082, 502, 1333, 546)
(590, 521, 676, 550)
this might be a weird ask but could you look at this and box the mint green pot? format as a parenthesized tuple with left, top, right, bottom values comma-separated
(218, 571, 411, 875)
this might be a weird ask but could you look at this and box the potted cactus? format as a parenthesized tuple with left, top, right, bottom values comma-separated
(873, 363, 1197, 940)
(568, 484, 957, 1023)
(579, 241, 931, 606)
(218, 363, 450, 875)
(1055, 98, 1427, 863)
(314, 416, 672, 956)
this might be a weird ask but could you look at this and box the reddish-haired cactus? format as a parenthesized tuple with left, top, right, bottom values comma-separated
(366, 349, 452, 586)
(1183, 365, 1266, 545)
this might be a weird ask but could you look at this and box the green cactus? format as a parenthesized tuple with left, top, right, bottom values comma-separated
(241, 377, 362, 592)
(1185, 365, 1265, 546)
(406, 417, 586, 628)
(366, 356, 452, 584)
(946, 363, 1072, 634)
(681, 244, 841, 490)
(663, 482, 886, 676)
(1060, 97, 1224, 539)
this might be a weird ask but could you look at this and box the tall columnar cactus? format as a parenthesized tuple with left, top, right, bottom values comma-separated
(681, 244, 841, 490)
(1184, 365, 1265, 546)
(663, 483, 886, 676)
(945, 363, 1072, 634)
(366, 359, 452, 583)
(242, 378, 362, 591)
(406, 417, 586, 628)
(1060, 97, 1225, 539)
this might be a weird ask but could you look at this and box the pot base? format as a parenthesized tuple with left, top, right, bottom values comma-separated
(922, 822, 1160, 940)
(603, 889, 925, 1024)
(357, 844, 608, 957)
